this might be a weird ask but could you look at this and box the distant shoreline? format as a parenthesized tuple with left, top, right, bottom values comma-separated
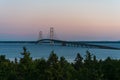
(0, 41, 36, 43)
(0, 41, 119, 43)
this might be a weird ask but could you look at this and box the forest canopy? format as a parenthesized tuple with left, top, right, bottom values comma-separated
(0, 47, 119, 80)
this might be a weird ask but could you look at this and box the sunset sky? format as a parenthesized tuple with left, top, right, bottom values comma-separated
(0, 0, 120, 41)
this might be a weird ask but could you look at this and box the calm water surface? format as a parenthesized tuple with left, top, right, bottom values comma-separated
(0, 43, 120, 61)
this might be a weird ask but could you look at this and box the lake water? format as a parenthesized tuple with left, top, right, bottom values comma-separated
(0, 42, 120, 62)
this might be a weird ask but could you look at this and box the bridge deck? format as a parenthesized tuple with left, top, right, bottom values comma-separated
(37, 39, 120, 50)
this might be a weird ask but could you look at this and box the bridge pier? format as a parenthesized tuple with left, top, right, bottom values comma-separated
(50, 40, 54, 46)
(62, 42, 66, 46)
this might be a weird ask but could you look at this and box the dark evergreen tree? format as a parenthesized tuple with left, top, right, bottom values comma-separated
(74, 53, 83, 70)
(47, 51, 58, 66)
(20, 47, 32, 64)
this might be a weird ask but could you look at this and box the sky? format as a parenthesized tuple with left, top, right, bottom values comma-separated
(0, 0, 120, 41)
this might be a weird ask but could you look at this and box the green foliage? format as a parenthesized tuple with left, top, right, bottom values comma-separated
(20, 47, 32, 64)
(74, 53, 83, 70)
(47, 51, 58, 66)
(0, 47, 120, 80)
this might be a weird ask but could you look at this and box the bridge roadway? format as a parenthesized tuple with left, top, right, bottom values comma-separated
(37, 39, 120, 50)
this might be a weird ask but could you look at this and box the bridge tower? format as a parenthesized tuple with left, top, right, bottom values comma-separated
(50, 27, 54, 45)
(39, 31, 43, 40)
(50, 27, 54, 39)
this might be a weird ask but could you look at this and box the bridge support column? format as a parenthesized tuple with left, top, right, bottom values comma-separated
(62, 42, 66, 46)
(50, 40, 54, 46)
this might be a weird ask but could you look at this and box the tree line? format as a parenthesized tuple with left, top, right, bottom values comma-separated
(0, 47, 120, 80)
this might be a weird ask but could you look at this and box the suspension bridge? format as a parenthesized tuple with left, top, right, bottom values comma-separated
(37, 27, 120, 50)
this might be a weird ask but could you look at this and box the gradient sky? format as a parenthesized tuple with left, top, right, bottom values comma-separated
(0, 0, 120, 41)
